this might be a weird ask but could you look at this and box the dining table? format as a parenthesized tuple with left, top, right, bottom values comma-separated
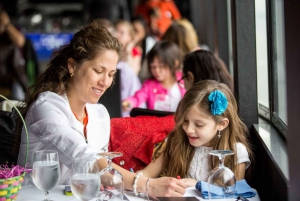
(17, 185, 260, 201)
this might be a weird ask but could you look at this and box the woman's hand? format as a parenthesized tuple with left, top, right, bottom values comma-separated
(148, 177, 187, 199)
(181, 178, 197, 187)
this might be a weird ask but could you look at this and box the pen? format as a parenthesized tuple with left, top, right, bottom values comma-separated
(130, 168, 134, 173)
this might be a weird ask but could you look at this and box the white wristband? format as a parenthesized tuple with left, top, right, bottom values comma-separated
(133, 172, 143, 196)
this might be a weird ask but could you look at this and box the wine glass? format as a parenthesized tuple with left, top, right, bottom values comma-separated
(70, 157, 100, 201)
(97, 152, 124, 201)
(207, 150, 236, 200)
(32, 150, 61, 201)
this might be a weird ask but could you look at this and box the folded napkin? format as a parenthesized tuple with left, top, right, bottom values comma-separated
(195, 179, 256, 199)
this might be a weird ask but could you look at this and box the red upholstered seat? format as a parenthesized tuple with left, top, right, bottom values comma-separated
(109, 115, 175, 172)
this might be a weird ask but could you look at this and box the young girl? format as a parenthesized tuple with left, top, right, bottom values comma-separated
(122, 40, 186, 112)
(115, 19, 142, 75)
(139, 80, 253, 186)
(182, 50, 234, 91)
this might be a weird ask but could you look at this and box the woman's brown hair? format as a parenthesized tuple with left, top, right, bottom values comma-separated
(161, 80, 253, 179)
(21, 21, 121, 116)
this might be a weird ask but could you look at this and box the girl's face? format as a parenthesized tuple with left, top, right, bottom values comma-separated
(182, 104, 219, 147)
(115, 23, 132, 47)
(68, 50, 118, 104)
(150, 56, 173, 82)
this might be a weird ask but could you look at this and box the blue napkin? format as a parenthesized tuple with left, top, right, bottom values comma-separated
(195, 179, 256, 199)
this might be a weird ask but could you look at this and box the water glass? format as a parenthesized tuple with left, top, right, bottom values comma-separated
(32, 150, 60, 201)
(71, 157, 100, 201)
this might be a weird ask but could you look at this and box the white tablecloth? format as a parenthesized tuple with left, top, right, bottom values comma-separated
(17, 185, 260, 201)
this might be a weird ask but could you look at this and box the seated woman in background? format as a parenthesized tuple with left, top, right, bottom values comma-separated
(17, 21, 187, 198)
(182, 50, 234, 91)
(122, 40, 186, 112)
(139, 80, 253, 186)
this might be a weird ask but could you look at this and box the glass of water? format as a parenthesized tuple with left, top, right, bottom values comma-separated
(32, 150, 61, 201)
(71, 157, 100, 201)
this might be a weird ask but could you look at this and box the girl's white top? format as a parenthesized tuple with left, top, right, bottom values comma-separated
(188, 143, 250, 181)
(17, 91, 110, 185)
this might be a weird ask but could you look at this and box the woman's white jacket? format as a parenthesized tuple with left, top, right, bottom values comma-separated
(18, 91, 110, 184)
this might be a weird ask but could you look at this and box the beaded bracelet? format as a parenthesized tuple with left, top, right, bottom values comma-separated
(145, 177, 150, 200)
(133, 172, 143, 196)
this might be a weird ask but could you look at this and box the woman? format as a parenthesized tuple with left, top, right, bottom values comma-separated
(17, 21, 186, 198)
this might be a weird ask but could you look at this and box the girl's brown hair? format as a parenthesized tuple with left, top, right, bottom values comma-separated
(183, 50, 234, 91)
(21, 21, 121, 116)
(161, 80, 253, 179)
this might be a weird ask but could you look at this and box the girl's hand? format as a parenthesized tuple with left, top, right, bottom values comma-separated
(181, 178, 197, 187)
(148, 177, 187, 199)
(122, 101, 132, 112)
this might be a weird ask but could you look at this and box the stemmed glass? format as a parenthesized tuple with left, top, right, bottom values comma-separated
(207, 150, 236, 199)
(70, 157, 100, 201)
(32, 150, 61, 201)
(97, 152, 124, 201)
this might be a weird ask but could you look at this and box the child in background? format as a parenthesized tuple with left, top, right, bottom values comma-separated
(139, 80, 253, 186)
(115, 19, 142, 75)
(182, 50, 234, 91)
(122, 40, 186, 112)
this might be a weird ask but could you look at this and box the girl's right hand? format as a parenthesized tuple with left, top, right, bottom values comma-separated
(148, 177, 187, 199)
(122, 101, 132, 112)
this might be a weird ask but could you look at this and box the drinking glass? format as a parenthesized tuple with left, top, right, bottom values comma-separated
(207, 150, 236, 200)
(70, 157, 100, 201)
(97, 152, 124, 201)
(32, 150, 61, 201)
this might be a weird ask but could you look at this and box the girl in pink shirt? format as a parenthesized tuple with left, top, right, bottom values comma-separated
(122, 40, 186, 112)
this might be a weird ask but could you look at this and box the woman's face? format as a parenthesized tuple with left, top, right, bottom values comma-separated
(68, 50, 119, 104)
(182, 104, 219, 147)
(150, 56, 173, 82)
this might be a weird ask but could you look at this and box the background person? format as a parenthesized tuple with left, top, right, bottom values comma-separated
(122, 40, 185, 112)
(115, 19, 142, 75)
(0, 8, 27, 100)
(135, 0, 181, 38)
(182, 50, 234, 91)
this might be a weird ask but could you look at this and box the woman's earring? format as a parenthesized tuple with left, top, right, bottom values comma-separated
(218, 130, 221, 138)
(70, 73, 74, 77)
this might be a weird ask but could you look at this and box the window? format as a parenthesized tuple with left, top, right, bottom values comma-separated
(255, 0, 270, 120)
(255, 0, 287, 137)
(271, 0, 287, 136)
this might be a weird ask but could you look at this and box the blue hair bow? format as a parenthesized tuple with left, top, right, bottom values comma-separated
(208, 90, 228, 115)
